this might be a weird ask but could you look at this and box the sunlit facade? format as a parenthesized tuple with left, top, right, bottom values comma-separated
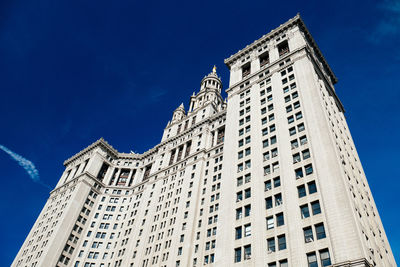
(13, 14, 396, 267)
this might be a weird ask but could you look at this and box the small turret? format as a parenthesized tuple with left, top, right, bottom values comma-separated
(171, 103, 186, 123)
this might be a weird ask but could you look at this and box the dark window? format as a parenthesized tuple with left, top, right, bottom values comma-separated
(304, 227, 314, 243)
(298, 185, 306, 198)
(311, 201, 321, 215)
(260, 52, 270, 67)
(234, 247, 241, 263)
(278, 235, 286, 250)
(278, 41, 289, 57)
(235, 227, 242, 240)
(267, 238, 275, 252)
(242, 63, 251, 78)
(300, 204, 310, 219)
(276, 213, 284, 226)
(320, 249, 331, 266)
(308, 181, 317, 194)
(315, 223, 326, 240)
(307, 252, 318, 267)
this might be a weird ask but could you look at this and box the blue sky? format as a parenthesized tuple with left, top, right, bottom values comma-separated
(1, 0, 399, 264)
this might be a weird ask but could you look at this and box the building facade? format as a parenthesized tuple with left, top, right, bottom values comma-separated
(13, 14, 396, 267)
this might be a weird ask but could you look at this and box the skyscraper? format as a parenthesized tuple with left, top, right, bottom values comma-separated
(13, 14, 396, 267)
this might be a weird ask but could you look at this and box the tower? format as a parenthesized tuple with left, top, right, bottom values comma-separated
(12, 14, 396, 267)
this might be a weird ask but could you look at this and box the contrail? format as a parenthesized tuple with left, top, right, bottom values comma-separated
(0, 144, 50, 189)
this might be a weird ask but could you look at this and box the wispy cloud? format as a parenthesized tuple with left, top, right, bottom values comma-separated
(0, 144, 50, 189)
(369, 0, 400, 43)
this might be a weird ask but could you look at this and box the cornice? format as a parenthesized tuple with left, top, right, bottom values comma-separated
(224, 13, 337, 85)
(63, 138, 119, 166)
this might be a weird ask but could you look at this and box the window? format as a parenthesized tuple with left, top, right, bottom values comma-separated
(271, 148, 278, 158)
(311, 201, 321, 215)
(275, 193, 282, 206)
(273, 177, 280, 187)
(278, 235, 286, 250)
(244, 245, 251, 260)
(245, 188, 251, 199)
(315, 223, 326, 240)
(236, 208, 243, 220)
(320, 249, 331, 266)
(288, 116, 294, 124)
(307, 252, 318, 267)
(302, 149, 310, 160)
(242, 63, 251, 78)
(237, 177, 243, 186)
(260, 51, 269, 66)
(244, 224, 251, 237)
(293, 153, 301, 163)
(295, 168, 303, 179)
(235, 227, 242, 240)
(305, 164, 313, 175)
(266, 216, 274, 229)
(300, 135, 308, 145)
(280, 259, 289, 267)
(296, 112, 303, 120)
(304, 227, 313, 243)
(308, 181, 317, 194)
(291, 139, 299, 149)
(244, 205, 251, 217)
(289, 127, 296, 136)
(236, 191, 243, 202)
(234, 248, 241, 263)
(265, 180, 272, 191)
(267, 238, 275, 252)
(300, 204, 310, 219)
(298, 185, 306, 198)
(298, 123, 305, 132)
(276, 213, 284, 226)
(265, 197, 273, 209)
(278, 41, 289, 56)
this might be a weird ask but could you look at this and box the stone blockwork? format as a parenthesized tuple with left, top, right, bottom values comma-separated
(12, 14, 396, 267)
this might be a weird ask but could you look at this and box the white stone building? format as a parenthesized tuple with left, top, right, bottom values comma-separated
(12, 14, 396, 267)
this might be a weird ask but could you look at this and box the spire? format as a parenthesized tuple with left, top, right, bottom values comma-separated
(212, 65, 217, 74)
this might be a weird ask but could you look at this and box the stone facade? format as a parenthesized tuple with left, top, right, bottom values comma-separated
(12, 14, 396, 267)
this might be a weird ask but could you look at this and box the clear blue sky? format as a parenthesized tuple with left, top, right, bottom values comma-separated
(0, 0, 399, 264)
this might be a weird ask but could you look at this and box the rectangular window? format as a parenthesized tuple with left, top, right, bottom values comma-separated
(244, 224, 251, 237)
(300, 204, 310, 219)
(295, 168, 304, 179)
(265, 197, 273, 209)
(305, 164, 313, 175)
(234, 248, 241, 263)
(308, 181, 317, 194)
(320, 249, 331, 266)
(307, 252, 318, 267)
(235, 227, 242, 240)
(260, 52, 270, 67)
(244, 205, 251, 217)
(302, 149, 310, 160)
(311, 201, 321, 215)
(304, 226, 314, 243)
(266, 216, 274, 229)
(298, 185, 306, 198)
(278, 235, 286, 250)
(242, 63, 251, 78)
(276, 213, 284, 226)
(244, 245, 251, 260)
(236, 208, 243, 220)
(315, 223, 326, 240)
(273, 176, 280, 187)
(265, 180, 272, 191)
(267, 238, 275, 252)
